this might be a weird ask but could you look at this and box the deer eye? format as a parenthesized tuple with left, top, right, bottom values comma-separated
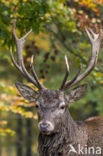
(60, 105, 65, 110)
(59, 102, 65, 110)
(35, 104, 39, 109)
(35, 102, 40, 109)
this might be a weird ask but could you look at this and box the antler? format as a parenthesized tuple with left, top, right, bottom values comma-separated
(60, 56, 70, 90)
(60, 28, 103, 91)
(10, 21, 45, 90)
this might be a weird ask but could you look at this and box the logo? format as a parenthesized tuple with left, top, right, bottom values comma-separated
(69, 144, 101, 155)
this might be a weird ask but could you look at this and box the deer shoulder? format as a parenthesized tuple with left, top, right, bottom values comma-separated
(85, 116, 103, 146)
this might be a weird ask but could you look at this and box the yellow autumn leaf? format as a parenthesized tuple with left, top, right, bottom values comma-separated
(34, 114, 38, 120)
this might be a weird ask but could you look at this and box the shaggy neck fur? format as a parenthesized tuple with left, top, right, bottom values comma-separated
(38, 112, 88, 156)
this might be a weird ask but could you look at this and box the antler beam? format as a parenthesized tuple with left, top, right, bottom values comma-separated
(60, 28, 103, 91)
(10, 21, 45, 90)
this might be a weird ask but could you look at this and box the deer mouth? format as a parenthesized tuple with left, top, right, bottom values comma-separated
(41, 130, 52, 135)
(40, 127, 53, 135)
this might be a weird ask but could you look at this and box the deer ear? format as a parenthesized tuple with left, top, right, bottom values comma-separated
(65, 84, 88, 104)
(15, 82, 38, 102)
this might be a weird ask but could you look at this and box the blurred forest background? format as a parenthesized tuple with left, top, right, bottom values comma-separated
(0, 0, 103, 155)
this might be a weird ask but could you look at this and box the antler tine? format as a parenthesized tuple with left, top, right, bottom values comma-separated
(12, 21, 18, 40)
(63, 28, 103, 89)
(12, 20, 32, 65)
(10, 47, 25, 75)
(10, 48, 36, 88)
(63, 64, 82, 90)
(21, 60, 40, 88)
(10, 46, 20, 70)
(12, 20, 32, 41)
(85, 28, 93, 43)
(60, 55, 70, 90)
(10, 21, 45, 90)
(10, 47, 39, 87)
(30, 55, 45, 90)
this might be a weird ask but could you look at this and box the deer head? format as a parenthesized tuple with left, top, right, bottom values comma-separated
(10, 22, 103, 135)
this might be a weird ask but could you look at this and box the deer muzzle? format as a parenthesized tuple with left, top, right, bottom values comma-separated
(38, 121, 54, 135)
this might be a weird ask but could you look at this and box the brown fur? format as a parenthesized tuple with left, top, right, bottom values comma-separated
(38, 116, 103, 156)
(15, 83, 103, 156)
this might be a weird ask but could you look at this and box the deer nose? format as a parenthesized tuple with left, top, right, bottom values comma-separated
(40, 123, 49, 131)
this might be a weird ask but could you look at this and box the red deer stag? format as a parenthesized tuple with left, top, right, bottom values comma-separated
(10, 22, 103, 156)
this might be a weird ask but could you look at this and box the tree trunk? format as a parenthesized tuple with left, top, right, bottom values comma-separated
(26, 118, 32, 156)
(0, 111, 2, 156)
(16, 115, 23, 156)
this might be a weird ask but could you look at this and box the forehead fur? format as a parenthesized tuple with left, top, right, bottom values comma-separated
(38, 89, 64, 107)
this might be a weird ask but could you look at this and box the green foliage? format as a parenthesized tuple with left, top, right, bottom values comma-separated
(0, 0, 49, 46)
(0, 0, 103, 155)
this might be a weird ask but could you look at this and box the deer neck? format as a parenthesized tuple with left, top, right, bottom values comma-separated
(65, 111, 88, 145)
(66, 113, 88, 146)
